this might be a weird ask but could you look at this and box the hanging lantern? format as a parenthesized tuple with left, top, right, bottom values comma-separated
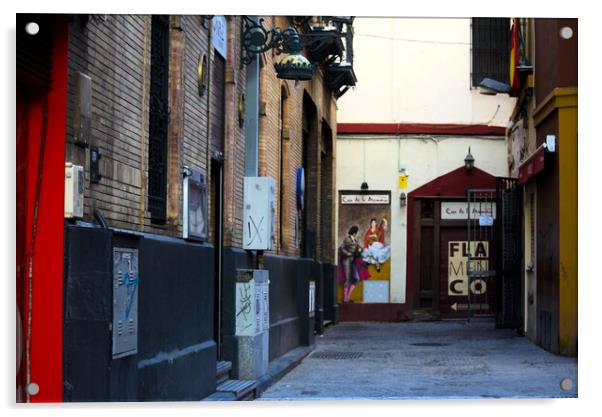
(241, 17, 314, 82)
(273, 29, 314, 80)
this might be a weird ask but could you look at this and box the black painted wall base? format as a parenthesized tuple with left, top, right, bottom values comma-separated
(63, 224, 216, 402)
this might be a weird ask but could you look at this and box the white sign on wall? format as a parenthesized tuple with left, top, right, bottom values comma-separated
(441, 202, 496, 220)
(341, 194, 390, 205)
(212, 16, 227, 58)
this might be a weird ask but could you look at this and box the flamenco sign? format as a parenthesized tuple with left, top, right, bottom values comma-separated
(341, 194, 390, 205)
(448, 241, 489, 296)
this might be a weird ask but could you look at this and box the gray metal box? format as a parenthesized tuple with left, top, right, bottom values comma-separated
(112, 248, 139, 359)
(243, 177, 276, 250)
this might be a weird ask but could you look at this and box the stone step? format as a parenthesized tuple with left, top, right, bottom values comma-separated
(202, 391, 236, 401)
(216, 361, 232, 385)
(216, 379, 258, 401)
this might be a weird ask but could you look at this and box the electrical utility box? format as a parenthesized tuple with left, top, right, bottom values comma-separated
(65, 163, 84, 219)
(243, 176, 276, 250)
(182, 166, 208, 241)
(112, 248, 139, 359)
(233, 269, 269, 379)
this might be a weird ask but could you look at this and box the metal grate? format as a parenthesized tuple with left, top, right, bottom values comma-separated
(148, 15, 170, 224)
(466, 188, 497, 320)
(471, 18, 511, 87)
(310, 351, 363, 360)
(495, 177, 522, 329)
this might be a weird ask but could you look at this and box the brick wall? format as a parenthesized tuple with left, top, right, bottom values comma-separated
(256, 16, 338, 261)
(66, 15, 148, 231)
(65, 14, 337, 261)
(180, 16, 213, 242)
(66, 15, 217, 239)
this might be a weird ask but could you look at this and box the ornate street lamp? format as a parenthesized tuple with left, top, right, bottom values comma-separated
(241, 16, 314, 81)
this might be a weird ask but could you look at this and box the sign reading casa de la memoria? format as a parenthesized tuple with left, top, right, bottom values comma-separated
(440, 202, 496, 220)
(341, 194, 390, 205)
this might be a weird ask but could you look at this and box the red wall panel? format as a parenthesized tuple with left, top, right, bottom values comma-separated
(17, 15, 68, 402)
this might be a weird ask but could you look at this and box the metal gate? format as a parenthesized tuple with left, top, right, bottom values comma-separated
(466, 189, 497, 321)
(494, 177, 522, 329)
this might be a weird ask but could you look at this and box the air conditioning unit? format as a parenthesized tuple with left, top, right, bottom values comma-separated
(243, 177, 276, 250)
(65, 163, 84, 219)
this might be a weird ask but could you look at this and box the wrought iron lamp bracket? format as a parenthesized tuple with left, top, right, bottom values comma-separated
(241, 16, 299, 65)
(200, 15, 214, 30)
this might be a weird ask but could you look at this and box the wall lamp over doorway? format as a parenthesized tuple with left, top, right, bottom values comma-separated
(241, 16, 314, 81)
(399, 191, 407, 207)
(464, 147, 475, 171)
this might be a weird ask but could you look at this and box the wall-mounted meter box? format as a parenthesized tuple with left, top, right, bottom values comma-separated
(182, 166, 208, 241)
(65, 163, 84, 219)
(243, 177, 276, 250)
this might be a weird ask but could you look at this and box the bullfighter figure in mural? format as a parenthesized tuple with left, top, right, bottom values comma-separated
(362, 217, 391, 272)
(338, 226, 370, 303)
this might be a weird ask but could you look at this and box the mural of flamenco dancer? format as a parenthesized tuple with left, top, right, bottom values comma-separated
(337, 191, 392, 303)
(362, 217, 391, 272)
(337, 226, 371, 303)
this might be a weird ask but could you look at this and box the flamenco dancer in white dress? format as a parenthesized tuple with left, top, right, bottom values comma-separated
(362, 218, 391, 272)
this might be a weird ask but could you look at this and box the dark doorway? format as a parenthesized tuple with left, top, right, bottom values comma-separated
(302, 94, 317, 259)
(415, 199, 437, 310)
(320, 121, 334, 261)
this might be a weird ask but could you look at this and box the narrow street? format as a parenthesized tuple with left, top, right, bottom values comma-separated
(259, 321, 578, 400)
(14, 12, 581, 406)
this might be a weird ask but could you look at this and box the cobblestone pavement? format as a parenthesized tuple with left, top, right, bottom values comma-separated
(258, 320, 578, 401)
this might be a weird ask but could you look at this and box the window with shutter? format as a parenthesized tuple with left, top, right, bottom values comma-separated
(148, 15, 170, 224)
(471, 18, 511, 87)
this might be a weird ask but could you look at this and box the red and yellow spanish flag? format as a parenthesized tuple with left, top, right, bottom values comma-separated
(509, 18, 520, 90)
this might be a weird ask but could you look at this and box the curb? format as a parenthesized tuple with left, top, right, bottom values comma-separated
(255, 345, 315, 397)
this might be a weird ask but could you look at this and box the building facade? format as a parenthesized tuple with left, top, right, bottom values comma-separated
(505, 18, 577, 356)
(336, 18, 516, 321)
(16, 14, 355, 402)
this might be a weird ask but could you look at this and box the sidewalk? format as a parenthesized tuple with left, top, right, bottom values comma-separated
(258, 320, 578, 400)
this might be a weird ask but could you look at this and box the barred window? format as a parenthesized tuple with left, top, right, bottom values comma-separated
(148, 15, 170, 224)
(471, 18, 511, 87)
